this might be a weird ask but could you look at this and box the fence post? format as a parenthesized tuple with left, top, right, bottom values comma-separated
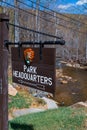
(0, 14, 9, 130)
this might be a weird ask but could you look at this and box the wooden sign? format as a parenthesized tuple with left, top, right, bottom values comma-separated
(11, 47, 56, 94)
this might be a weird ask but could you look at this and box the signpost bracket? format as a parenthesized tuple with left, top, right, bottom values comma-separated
(18, 42, 22, 57)
(4, 40, 65, 60)
(39, 42, 44, 60)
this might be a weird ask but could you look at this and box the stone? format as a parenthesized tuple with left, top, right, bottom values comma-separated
(66, 63, 72, 67)
(72, 93, 76, 95)
(65, 76, 72, 80)
(58, 78, 63, 81)
(47, 93, 53, 98)
(13, 108, 45, 117)
(56, 69, 63, 78)
(61, 75, 72, 80)
(70, 102, 87, 108)
(61, 80, 68, 84)
(73, 63, 80, 68)
(8, 84, 17, 96)
(42, 97, 58, 109)
(32, 91, 48, 98)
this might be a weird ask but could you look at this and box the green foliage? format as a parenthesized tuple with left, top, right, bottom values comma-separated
(8, 92, 31, 110)
(35, 97, 46, 105)
(8, 76, 12, 84)
(9, 107, 86, 130)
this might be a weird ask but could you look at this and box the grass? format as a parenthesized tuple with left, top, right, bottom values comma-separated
(8, 90, 32, 118)
(9, 107, 86, 130)
(8, 88, 46, 118)
(9, 90, 32, 110)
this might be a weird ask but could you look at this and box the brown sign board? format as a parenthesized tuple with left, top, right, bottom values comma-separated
(11, 47, 56, 94)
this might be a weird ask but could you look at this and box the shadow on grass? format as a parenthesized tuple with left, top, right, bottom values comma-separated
(10, 122, 34, 130)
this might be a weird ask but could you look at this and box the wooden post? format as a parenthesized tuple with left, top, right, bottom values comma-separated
(0, 14, 9, 130)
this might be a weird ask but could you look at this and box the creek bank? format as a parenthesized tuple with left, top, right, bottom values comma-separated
(70, 101, 87, 108)
(8, 83, 87, 120)
(9, 97, 58, 120)
(9, 99, 87, 120)
(60, 61, 87, 70)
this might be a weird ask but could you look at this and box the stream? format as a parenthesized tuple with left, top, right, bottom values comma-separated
(55, 64, 87, 106)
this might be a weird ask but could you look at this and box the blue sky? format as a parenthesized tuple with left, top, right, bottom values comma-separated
(0, 0, 87, 14)
(52, 0, 87, 14)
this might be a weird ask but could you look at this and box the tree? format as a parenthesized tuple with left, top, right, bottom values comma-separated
(14, 0, 19, 43)
(36, 0, 40, 42)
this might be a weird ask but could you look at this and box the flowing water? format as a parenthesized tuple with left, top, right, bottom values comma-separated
(55, 65, 87, 106)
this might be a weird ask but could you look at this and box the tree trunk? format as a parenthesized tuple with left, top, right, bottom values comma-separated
(14, 0, 19, 43)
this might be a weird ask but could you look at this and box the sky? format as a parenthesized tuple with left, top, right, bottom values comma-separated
(52, 0, 87, 14)
(0, 0, 87, 14)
